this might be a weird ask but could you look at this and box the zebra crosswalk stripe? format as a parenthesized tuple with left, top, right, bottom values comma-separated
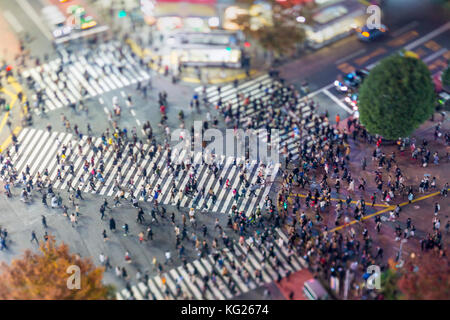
(24, 42, 150, 114)
(201, 74, 333, 162)
(177, 265, 203, 299)
(9, 129, 279, 214)
(147, 278, 164, 300)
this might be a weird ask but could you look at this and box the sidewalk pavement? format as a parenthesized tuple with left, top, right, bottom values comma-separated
(282, 115, 450, 298)
(0, 11, 22, 63)
(0, 75, 27, 153)
(275, 269, 313, 300)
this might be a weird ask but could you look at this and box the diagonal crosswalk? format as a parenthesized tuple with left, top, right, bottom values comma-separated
(22, 41, 151, 114)
(116, 227, 306, 300)
(9, 128, 280, 215)
(197, 74, 336, 160)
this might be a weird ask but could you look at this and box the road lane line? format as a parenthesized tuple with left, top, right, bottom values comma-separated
(307, 83, 334, 98)
(355, 47, 387, 66)
(16, 0, 52, 40)
(335, 48, 367, 65)
(413, 48, 427, 58)
(404, 21, 450, 51)
(329, 189, 449, 233)
(391, 21, 419, 38)
(422, 48, 448, 63)
(387, 30, 419, 47)
(3, 11, 24, 33)
(323, 89, 353, 114)
(424, 40, 442, 52)
(337, 62, 357, 74)
(288, 193, 391, 207)
(0, 126, 21, 152)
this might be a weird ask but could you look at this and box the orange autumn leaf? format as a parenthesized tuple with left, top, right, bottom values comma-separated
(0, 236, 113, 300)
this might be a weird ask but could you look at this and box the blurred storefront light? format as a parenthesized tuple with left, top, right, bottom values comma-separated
(208, 16, 220, 27)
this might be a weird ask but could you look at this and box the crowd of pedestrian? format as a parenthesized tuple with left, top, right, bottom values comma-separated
(0, 31, 448, 300)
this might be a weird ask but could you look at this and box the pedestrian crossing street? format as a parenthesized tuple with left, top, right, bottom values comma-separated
(116, 228, 306, 300)
(11, 128, 280, 215)
(23, 41, 150, 113)
(196, 74, 335, 160)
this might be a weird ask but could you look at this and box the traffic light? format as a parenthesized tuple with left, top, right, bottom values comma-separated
(118, 10, 127, 18)
(244, 41, 251, 48)
(225, 47, 231, 52)
(283, 202, 288, 210)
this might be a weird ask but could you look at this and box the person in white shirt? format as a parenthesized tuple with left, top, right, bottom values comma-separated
(165, 251, 172, 264)
(99, 253, 105, 265)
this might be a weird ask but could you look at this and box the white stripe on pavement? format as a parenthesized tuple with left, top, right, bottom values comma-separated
(323, 89, 353, 114)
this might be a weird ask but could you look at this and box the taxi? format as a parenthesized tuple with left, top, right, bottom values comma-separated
(357, 24, 388, 41)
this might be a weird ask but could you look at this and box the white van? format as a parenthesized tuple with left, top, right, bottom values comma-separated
(303, 278, 329, 300)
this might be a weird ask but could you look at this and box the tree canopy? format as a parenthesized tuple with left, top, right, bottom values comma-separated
(358, 53, 435, 139)
(396, 252, 450, 300)
(379, 267, 401, 300)
(0, 236, 112, 299)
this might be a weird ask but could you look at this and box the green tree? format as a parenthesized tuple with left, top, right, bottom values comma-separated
(233, 0, 309, 58)
(358, 53, 435, 140)
(379, 267, 401, 300)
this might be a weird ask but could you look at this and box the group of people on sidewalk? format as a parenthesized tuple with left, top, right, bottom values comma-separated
(0, 36, 449, 300)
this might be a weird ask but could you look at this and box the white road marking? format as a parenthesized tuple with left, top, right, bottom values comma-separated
(366, 62, 377, 70)
(323, 89, 353, 114)
(16, 0, 52, 40)
(3, 11, 24, 33)
(422, 48, 448, 63)
(130, 109, 136, 116)
(391, 21, 420, 38)
(307, 83, 334, 98)
(136, 119, 141, 126)
(313, 23, 450, 98)
(404, 21, 450, 51)
(335, 48, 367, 65)
(99, 97, 104, 104)
(104, 107, 109, 114)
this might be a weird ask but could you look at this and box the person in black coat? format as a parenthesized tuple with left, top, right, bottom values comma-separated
(109, 217, 116, 232)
